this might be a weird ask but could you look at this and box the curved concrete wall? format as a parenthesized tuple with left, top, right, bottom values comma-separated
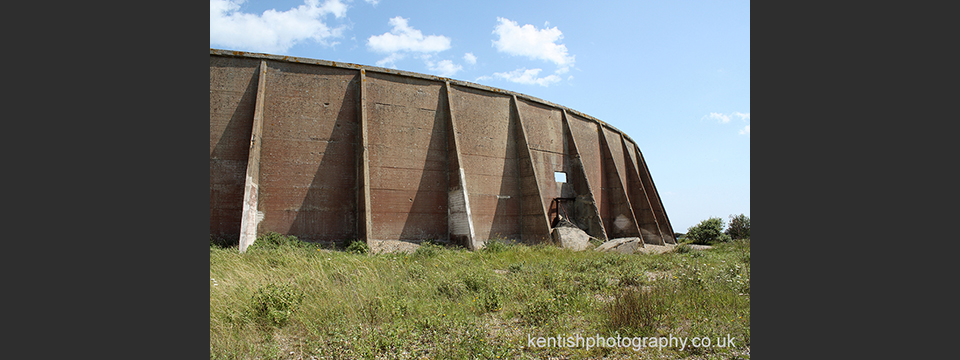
(210, 49, 674, 251)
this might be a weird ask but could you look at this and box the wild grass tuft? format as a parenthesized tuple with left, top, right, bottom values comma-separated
(607, 287, 666, 336)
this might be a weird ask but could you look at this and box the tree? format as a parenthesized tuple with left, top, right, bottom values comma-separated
(726, 214, 750, 240)
(686, 217, 731, 245)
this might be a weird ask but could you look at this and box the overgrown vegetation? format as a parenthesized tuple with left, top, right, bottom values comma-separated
(211, 233, 750, 359)
(685, 217, 732, 245)
(683, 214, 751, 245)
(345, 240, 369, 254)
(726, 214, 751, 240)
(251, 283, 305, 328)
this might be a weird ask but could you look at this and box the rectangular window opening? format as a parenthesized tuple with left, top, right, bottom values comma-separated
(554, 171, 567, 183)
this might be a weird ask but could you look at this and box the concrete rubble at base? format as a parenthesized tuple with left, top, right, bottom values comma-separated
(595, 237, 643, 254)
(594, 238, 681, 255)
(368, 240, 421, 255)
(367, 235, 695, 254)
(551, 225, 593, 251)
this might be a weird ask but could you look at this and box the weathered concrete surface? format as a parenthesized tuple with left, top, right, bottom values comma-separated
(209, 49, 676, 250)
(258, 61, 360, 243)
(366, 72, 448, 242)
(595, 239, 680, 255)
(595, 237, 644, 254)
(513, 95, 552, 244)
(600, 126, 642, 240)
(210, 56, 259, 240)
(444, 83, 478, 250)
(238, 60, 268, 252)
(622, 138, 664, 245)
(449, 86, 522, 243)
(636, 243, 678, 254)
(551, 226, 592, 251)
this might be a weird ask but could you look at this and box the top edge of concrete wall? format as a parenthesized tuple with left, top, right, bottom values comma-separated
(210, 48, 639, 148)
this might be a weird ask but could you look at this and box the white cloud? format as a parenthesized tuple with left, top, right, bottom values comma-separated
(703, 111, 750, 135)
(426, 59, 463, 77)
(463, 52, 477, 65)
(367, 17, 457, 76)
(364, 0, 380, 5)
(375, 52, 406, 68)
(367, 17, 451, 53)
(705, 112, 732, 124)
(210, 0, 348, 54)
(492, 17, 575, 73)
(492, 68, 561, 87)
(736, 112, 750, 135)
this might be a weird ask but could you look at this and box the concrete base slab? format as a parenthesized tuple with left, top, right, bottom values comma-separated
(595, 237, 642, 254)
(634, 243, 676, 254)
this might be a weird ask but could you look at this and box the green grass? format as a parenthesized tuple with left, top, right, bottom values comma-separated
(210, 236, 750, 359)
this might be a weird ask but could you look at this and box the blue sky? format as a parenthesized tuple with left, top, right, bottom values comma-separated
(210, 0, 750, 234)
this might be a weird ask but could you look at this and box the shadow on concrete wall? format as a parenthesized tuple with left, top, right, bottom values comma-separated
(491, 113, 520, 242)
(288, 74, 359, 244)
(398, 94, 448, 242)
(209, 68, 258, 241)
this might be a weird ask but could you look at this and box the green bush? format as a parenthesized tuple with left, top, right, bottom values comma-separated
(250, 283, 304, 328)
(726, 214, 750, 240)
(346, 240, 369, 254)
(686, 217, 731, 245)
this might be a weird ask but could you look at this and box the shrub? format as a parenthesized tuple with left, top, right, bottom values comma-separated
(726, 214, 750, 240)
(686, 217, 731, 245)
(250, 283, 304, 328)
(346, 240, 369, 254)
